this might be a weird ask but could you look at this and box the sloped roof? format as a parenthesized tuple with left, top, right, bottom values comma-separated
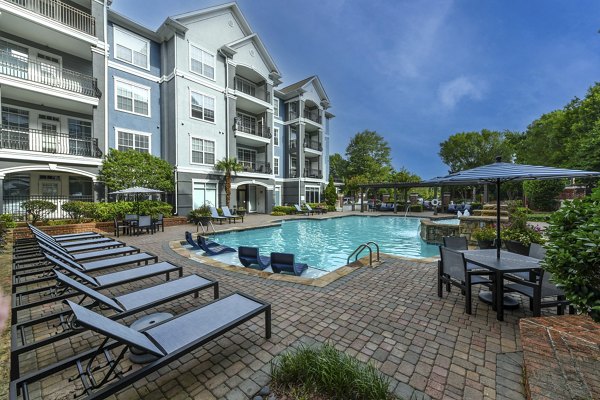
(223, 33, 281, 79)
(279, 76, 315, 94)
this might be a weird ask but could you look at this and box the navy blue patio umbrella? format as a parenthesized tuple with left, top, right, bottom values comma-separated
(423, 157, 600, 259)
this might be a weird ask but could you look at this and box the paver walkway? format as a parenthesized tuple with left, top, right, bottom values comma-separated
(15, 212, 547, 399)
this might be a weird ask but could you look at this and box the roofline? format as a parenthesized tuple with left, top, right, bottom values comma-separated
(169, 2, 252, 36)
(107, 9, 163, 42)
(225, 33, 281, 79)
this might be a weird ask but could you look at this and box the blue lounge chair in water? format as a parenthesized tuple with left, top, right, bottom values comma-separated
(198, 235, 236, 256)
(238, 247, 270, 270)
(270, 252, 308, 276)
(185, 231, 218, 250)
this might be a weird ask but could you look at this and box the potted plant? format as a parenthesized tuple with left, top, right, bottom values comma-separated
(188, 204, 211, 225)
(500, 225, 544, 255)
(236, 206, 246, 217)
(472, 226, 496, 249)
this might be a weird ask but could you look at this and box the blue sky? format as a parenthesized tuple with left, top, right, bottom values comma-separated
(111, 0, 600, 179)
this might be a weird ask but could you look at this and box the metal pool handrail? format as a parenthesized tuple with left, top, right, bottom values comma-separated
(347, 241, 380, 267)
(197, 220, 216, 235)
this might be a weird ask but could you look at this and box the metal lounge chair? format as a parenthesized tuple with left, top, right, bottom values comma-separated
(222, 206, 244, 223)
(270, 252, 308, 276)
(27, 224, 102, 241)
(294, 204, 309, 215)
(437, 246, 493, 314)
(10, 294, 271, 400)
(10, 271, 219, 380)
(238, 247, 270, 270)
(209, 206, 227, 225)
(305, 204, 322, 214)
(197, 236, 236, 256)
(29, 225, 113, 246)
(12, 255, 183, 322)
(28, 228, 125, 253)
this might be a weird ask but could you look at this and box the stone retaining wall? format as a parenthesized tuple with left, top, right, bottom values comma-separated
(458, 216, 509, 245)
(420, 219, 460, 244)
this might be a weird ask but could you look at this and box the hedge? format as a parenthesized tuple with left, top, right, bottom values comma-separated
(62, 200, 172, 222)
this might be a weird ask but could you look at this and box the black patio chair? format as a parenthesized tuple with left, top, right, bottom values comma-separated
(504, 268, 574, 317)
(113, 217, 129, 237)
(442, 236, 468, 250)
(133, 215, 155, 235)
(10, 271, 218, 380)
(437, 246, 493, 314)
(10, 294, 271, 400)
(154, 213, 165, 232)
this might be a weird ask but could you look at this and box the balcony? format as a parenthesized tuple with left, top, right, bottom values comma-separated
(304, 169, 323, 179)
(234, 77, 270, 103)
(239, 160, 272, 175)
(304, 139, 322, 152)
(303, 108, 322, 124)
(0, 127, 102, 158)
(6, 0, 96, 36)
(289, 168, 298, 178)
(0, 48, 101, 98)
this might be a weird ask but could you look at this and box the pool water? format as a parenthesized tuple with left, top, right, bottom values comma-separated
(202, 216, 439, 273)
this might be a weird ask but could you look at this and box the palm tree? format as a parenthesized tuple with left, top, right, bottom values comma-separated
(215, 157, 243, 207)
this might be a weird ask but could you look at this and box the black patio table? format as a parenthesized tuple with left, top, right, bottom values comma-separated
(460, 249, 541, 321)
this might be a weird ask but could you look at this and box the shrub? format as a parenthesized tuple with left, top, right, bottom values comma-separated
(21, 200, 57, 224)
(272, 206, 296, 215)
(271, 211, 286, 216)
(523, 179, 565, 211)
(89, 202, 134, 221)
(188, 205, 211, 223)
(136, 200, 172, 218)
(0, 214, 16, 229)
(470, 202, 483, 210)
(409, 204, 423, 212)
(543, 191, 600, 322)
(271, 343, 393, 400)
(62, 201, 91, 222)
(472, 226, 496, 241)
(324, 176, 337, 207)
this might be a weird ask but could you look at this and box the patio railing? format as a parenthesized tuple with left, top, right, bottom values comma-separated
(304, 139, 322, 151)
(3, 194, 93, 219)
(0, 127, 102, 158)
(303, 109, 322, 124)
(7, 0, 96, 36)
(0, 48, 101, 98)
(239, 161, 272, 174)
(304, 169, 322, 179)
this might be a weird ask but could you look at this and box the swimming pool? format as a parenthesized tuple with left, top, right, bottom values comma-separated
(202, 216, 439, 275)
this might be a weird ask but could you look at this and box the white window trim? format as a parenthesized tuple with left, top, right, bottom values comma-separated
(273, 156, 280, 176)
(188, 41, 216, 82)
(273, 127, 280, 146)
(273, 98, 281, 120)
(189, 136, 216, 166)
(274, 185, 282, 206)
(115, 128, 152, 153)
(114, 77, 151, 118)
(192, 179, 219, 208)
(113, 26, 151, 71)
(189, 89, 216, 124)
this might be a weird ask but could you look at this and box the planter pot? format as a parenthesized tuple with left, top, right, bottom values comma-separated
(505, 240, 530, 256)
(477, 239, 495, 249)
(237, 211, 246, 218)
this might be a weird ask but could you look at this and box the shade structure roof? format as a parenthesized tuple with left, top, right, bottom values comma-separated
(423, 161, 600, 185)
(109, 186, 164, 195)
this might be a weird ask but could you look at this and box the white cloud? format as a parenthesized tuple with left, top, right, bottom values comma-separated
(438, 76, 485, 109)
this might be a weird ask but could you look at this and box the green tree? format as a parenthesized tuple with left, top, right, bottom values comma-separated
(329, 153, 348, 181)
(324, 176, 338, 207)
(215, 157, 243, 207)
(99, 149, 174, 192)
(439, 129, 514, 173)
(21, 200, 56, 224)
(523, 179, 565, 211)
(345, 130, 392, 182)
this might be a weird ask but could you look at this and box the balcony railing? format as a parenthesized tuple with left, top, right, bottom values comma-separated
(304, 169, 323, 179)
(288, 110, 299, 120)
(3, 194, 93, 219)
(7, 0, 96, 36)
(0, 127, 102, 158)
(234, 76, 270, 102)
(0, 48, 101, 98)
(289, 168, 298, 178)
(303, 109, 322, 124)
(235, 121, 271, 139)
(304, 139, 322, 151)
(239, 161, 272, 174)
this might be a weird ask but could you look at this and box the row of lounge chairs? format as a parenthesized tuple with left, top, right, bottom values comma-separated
(209, 206, 244, 224)
(184, 232, 308, 276)
(9, 224, 271, 399)
(293, 203, 325, 215)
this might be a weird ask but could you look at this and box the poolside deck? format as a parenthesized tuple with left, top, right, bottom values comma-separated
(8, 211, 555, 399)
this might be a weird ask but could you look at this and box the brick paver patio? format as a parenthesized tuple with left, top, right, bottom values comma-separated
(12, 212, 551, 399)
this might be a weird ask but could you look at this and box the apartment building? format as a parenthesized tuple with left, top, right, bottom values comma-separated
(0, 0, 108, 218)
(0, 1, 333, 217)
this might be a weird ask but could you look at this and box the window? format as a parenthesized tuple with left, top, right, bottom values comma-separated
(193, 181, 217, 208)
(235, 77, 256, 96)
(115, 79, 150, 116)
(274, 186, 281, 206)
(69, 177, 92, 197)
(0, 39, 29, 79)
(1, 106, 29, 150)
(273, 157, 279, 176)
(236, 112, 258, 135)
(306, 186, 320, 203)
(237, 148, 256, 170)
(273, 98, 280, 119)
(190, 91, 215, 122)
(68, 119, 92, 156)
(114, 27, 149, 69)
(189, 43, 215, 80)
(290, 156, 297, 177)
(191, 137, 215, 165)
(117, 130, 150, 153)
(3, 175, 30, 197)
(273, 127, 279, 146)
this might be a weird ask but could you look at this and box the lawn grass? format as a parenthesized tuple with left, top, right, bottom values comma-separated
(271, 343, 396, 400)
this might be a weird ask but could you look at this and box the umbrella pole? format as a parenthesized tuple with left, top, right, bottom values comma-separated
(496, 178, 501, 259)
